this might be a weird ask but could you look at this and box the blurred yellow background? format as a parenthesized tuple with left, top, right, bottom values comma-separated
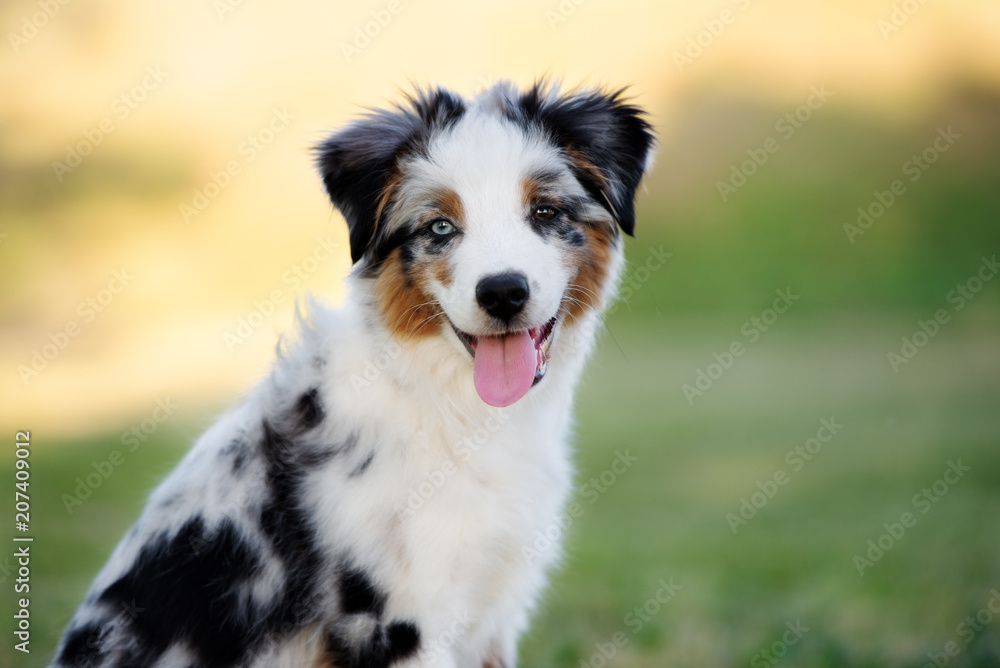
(3, 0, 998, 435)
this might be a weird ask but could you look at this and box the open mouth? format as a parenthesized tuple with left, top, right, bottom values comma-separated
(451, 316, 557, 407)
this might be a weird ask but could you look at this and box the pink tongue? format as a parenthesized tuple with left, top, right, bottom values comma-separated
(473, 331, 537, 407)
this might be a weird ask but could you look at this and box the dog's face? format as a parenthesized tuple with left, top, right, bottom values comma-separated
(316, 83, 654, 406)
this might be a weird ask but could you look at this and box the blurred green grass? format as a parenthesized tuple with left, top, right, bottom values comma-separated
(522, 305, 1000, 668)
(3, 305, 999, 667)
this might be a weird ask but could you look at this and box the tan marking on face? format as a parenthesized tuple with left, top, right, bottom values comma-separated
(372, 170, 401, 241)
(562, 222, 616, 323)
(434, 188, 465, 225)
(431, 256, 453, 288)
(374, 247, 445, 339)
(521, 175, 548, 209)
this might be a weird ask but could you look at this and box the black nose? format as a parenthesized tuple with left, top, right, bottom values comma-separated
(476, 273, 530, 322)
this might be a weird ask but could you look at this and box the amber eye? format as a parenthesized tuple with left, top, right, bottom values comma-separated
(533, 206, 558, 222)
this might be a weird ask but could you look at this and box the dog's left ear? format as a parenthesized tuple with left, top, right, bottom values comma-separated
(519, 86, 656, 236)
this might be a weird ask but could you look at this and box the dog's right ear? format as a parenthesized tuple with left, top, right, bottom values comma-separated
(314, 110, 417, 265)
(314, 89, 466, 265)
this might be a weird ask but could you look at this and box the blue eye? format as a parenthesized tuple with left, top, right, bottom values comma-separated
(430, 219, 455, 236)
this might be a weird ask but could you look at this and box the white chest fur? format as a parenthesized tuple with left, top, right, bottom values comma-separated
(300, 303, 584, 662)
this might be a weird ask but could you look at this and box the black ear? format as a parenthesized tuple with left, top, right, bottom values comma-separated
(314, 110, 417, 265)
(314, 89, 466, 264)
(513, 84, 655, 236)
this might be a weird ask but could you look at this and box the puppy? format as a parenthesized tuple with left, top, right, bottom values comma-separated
(51, 81, 654, 668)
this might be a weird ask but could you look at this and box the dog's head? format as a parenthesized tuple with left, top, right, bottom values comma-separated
(315, 82, 654, 407)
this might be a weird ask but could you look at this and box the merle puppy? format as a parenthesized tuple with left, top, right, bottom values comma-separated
(52, 81, 655, 668)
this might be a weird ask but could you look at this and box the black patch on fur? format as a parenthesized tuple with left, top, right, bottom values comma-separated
(294, 387, 325, 430)
(117, 645, 156, 668)
(350, 450, 375, 477)
(325, 620, 421, 668)
(221, 437, 251, 474)
(314, 88, 467, 265)
(529, 216, 586, 247)
(505, 83, 655, 236)
(356, 226, 421, 279)
(257, 420, 331, 626)
(339, 431, 361, 456)
(339, 567, 386, 616)
(232, 448, 248, 473)
(398, 240, 417, 274)
(58, 621, 107, 665)
(383, 622, 421, 663)
(97, 517, 263, 667)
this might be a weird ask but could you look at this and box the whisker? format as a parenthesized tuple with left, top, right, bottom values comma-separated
(400, 311, 448, 343)
(565, 282, 601, 302)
